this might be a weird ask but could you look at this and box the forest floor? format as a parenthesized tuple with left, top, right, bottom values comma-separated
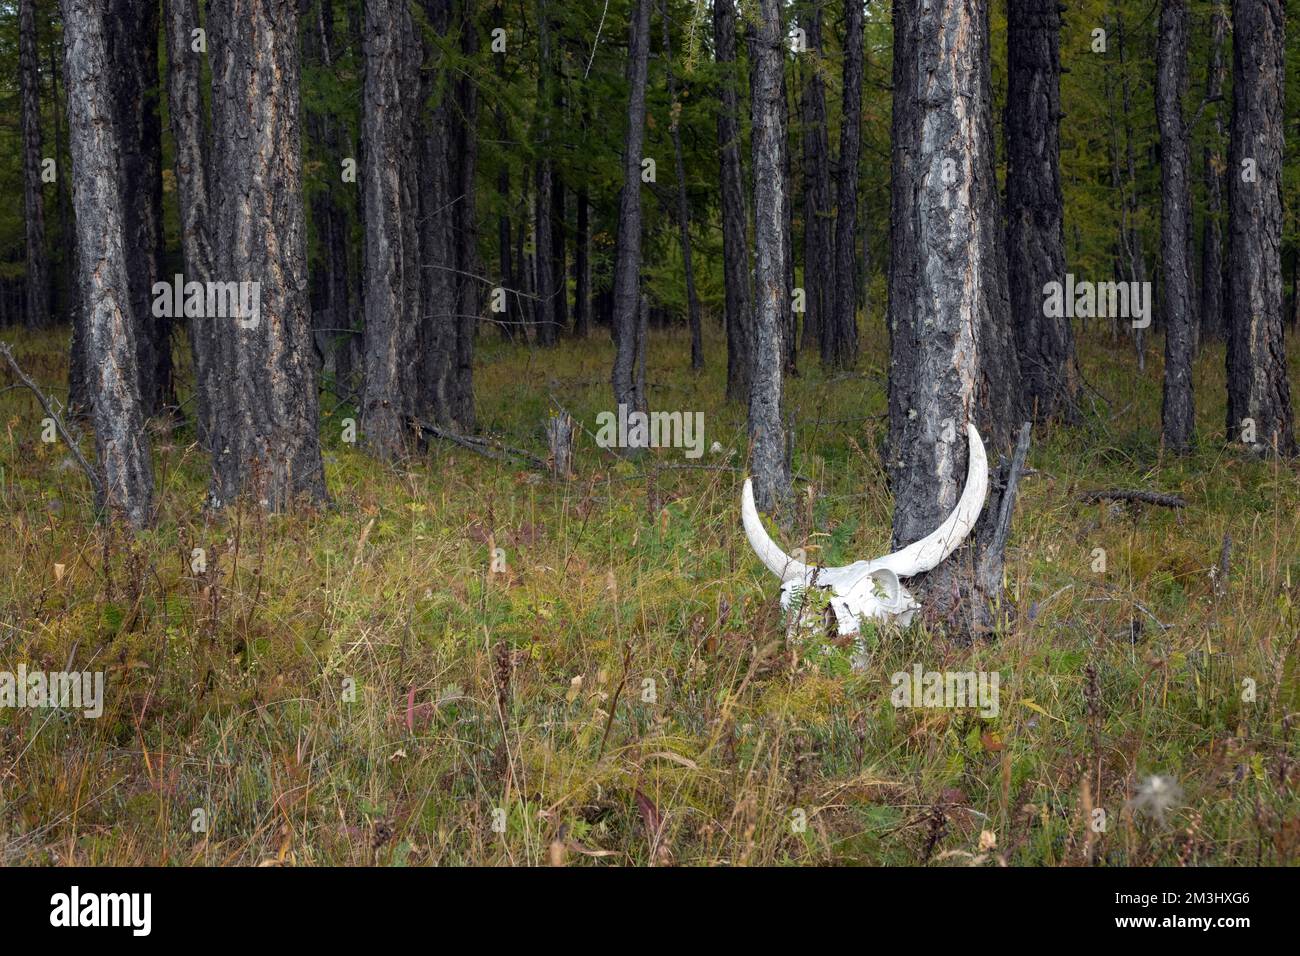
(1, 318, 1298, 866)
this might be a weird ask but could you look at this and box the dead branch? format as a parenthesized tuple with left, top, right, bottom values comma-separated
(0, 340, 102, 499)
(1079, 488, 1187, 508)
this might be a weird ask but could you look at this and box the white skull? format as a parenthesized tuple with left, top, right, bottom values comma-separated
(741, 422, 989, 636)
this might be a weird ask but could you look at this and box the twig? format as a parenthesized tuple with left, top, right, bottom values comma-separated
(0, 340, 102, 499)
(1079, 489, 1187, 508)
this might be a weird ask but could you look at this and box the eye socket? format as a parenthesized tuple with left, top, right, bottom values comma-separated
(868, 568, 903, 606)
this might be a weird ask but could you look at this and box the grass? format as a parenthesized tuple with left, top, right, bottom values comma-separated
(0, 317, 1298, 866)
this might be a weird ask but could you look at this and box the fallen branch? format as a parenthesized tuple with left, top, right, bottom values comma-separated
(1079, 489, 1186, 508)
(416, 418, 547, 470)
(0, 340, 102, 499)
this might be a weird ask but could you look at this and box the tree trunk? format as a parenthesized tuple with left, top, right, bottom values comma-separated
(207, 0, 328, 506)
(415, 0, 457, 427)
(305, 0, 357, 397)
(106, 0, 168, 414)
(533, 0, 557, 346)
(20, 0, 50, 331)
(360, 0, 417, 459)
(1157, 0, 1194, 453)
(662, 0, 703, 369)
(715, 0, 751, 401)
(827, 0, 862, 369)
(450, 0, 479, 430)
(59, 7, 89, 415)
(496, 121, 515, 341)
(574, 184, 592, 337)
(1226, 0, 1295, 455)
(611, 0, 652, 423)
(1200, 1, 1228, 344)
(551, 176, 568, 335)
(799, 1, 834, 362)
(60, 0, 154, 527)
(887, 0, 1019, 625)
(747, 0, 791, 512)
(1115, 11, 1148, 369)
(165, 0, 217, 444)
(1005, 0, 1078, 422)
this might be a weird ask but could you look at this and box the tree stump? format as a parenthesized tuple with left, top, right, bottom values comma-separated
(546, 411, 576, 479)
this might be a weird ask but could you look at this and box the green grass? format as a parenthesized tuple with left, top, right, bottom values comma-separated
(0, 319, 1297, 866)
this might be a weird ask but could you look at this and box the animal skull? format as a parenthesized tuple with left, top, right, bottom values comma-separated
(741, 422, 988, 636)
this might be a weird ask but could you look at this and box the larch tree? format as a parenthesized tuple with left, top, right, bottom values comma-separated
(1156, 0, 1194, 453)
(20, 0, 50, 331)
(886, 0, 1020, 624)
(165, 0, 216, 445)
(1226, 0, 1295, 456)
(1005, 0, 1078, 422)
(60, 0, 154, 527)
(1200, 1, 1228, 344)
(107, 0, 168, 414)
(747, 0, 791, 512)
(206, 0, 329, 507)
(715, 0, 751, 401)
(662, 0, 703, 370)
(611, 0, 652, 425)
(799, 0, 834, 361)
(534, 0, 558, 346)
(360, 0, 418, 460)
(827, 0, 862, 369)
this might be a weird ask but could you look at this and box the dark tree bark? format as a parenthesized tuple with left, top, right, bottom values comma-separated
(207, 0, 328, 506)
(106, 0, 168, 414)
(305, 0, 357, 396)
(60, 0, 154, 527)
(611, 0, 652, 421)
(1115, 11, 1148, 367)
(450, 1, 480, 430)
(165, 0, 217, 444)
(533, 0, 557, 346)
(798, 0, 834, 361)
(20, 0, 50, 331)
(1226, 0, 1295, 455)
(777, 47, 797, 376)
(574, 184, 592, 337)
(887, 0, 1020, 622)
(1200, 1, 1228, 344)
(360, 0, 417, 459)
(827, 0, 862, 369)
(551, 176, 568, 334)
(417, 0, 457, 426)
(1005, 0, 1078, 423)
(747, 0, 791, 512)
(715, 0, 751, 401)
(662, 0, 703, 369)
(496, 121, 516, 341)
(1157, 0, 1194, 453)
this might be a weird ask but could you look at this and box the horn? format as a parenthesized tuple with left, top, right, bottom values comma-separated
(741, 478, 811, 582)
(874, 422, 989, 578)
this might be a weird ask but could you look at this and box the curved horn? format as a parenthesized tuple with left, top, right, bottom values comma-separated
(874, 422, 989, 578)
(741, 479, 811, 582)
